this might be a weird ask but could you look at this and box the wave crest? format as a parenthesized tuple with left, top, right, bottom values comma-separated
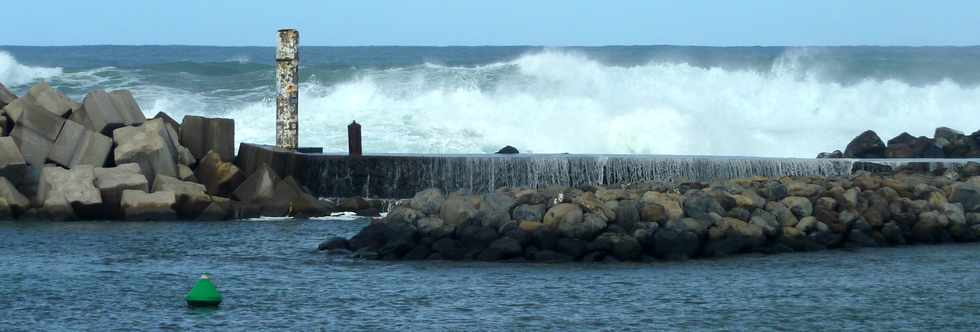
(0, 52, 63, 87)
(147, 50, 980, 157)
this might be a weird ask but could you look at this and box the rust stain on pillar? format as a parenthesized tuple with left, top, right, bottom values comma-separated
(276, 29, 299, 150)
(348, 121, 362, 156)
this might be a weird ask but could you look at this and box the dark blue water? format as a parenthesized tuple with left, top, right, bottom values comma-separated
(2, 219, 979, 331)
(2, 46, 980, 157)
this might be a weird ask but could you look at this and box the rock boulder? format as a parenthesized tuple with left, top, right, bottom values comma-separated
(844, 130, 886, 158)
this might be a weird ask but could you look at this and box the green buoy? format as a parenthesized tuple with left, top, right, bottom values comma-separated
(185, 273, 223, 307)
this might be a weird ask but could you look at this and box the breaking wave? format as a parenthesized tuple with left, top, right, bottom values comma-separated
(0, 52, 63, 87)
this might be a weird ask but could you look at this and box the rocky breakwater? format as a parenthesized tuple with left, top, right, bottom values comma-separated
(326, 163, 980, 262)
(0, 81, 332, 220)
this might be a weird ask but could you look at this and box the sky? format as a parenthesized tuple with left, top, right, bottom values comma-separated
(3, 0, 980, 46)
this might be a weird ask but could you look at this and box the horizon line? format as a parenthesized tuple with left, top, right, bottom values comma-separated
(3, 44, 980, 48)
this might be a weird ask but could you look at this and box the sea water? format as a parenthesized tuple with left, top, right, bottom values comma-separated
(1, 219, 979, 330)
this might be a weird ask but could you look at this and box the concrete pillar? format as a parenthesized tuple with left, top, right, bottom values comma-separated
(276, 29, 299, 150)
(348, 121, 362, 156)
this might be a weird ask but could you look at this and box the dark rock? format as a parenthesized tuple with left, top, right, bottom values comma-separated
(702, 218, 765, 257)
(544, 203, 603, 240)
(47, 120, 111, 168)
(487, 237, 523, 259)
(613, 199, 641, 229)
(477, 192, 516, 229)
(402, 245, 431, 260)
(725, 207, 752, 221)
(588, 232, 642, 260)
(349, 222, 390, 251)
(912, 211, 947, 243)
(935, 127, 974, 158)
(511, 203, 546, 222)
(231, 164, 278, 202)
(532, 227, 560, 250)
(844, 130, 886, 158)
(431, 238, 466, 260)
(761, 181, 788, 201)
(885, 133, 944, 158)
(495, 145, 519, 154)
(581, 251, 606, 262)
(846, 229, 878, 247)
(455, 224, 498, 250)
(529, 249, 571, 262)
(652, 223, 701, 260)
(781, 196, 813, 218)
(683, 190, 724, 219)
(950, 183, 980, 212)
(410, 188, 444, 215)
(74, 90, 144, 135)
(378, 239, 414, 259)
(179, 115, 235, 162)
(555, 238, 588, 259)
(120, 190, 176, 220)
(440, 195, 478, 226)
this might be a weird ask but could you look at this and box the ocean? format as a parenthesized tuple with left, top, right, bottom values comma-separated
(2, 45, 980, 157)
(2, 218, 979, 331)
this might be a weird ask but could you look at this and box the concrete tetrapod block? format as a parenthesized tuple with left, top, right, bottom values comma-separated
(232, 163, 278, 203)
(94, 163, 148, 219)
(10, 126, 54, 168)
(76, 90, 145, 135)
(0, 177, 31, 215)
(108, 90, 145, 126)
(36, 165, 103, 220)
(263, 176, 331, 218)
(152, 175, 212, 219)
(0, 137, 29, 185)
(194, 150, 244, 197)
(48, 120, 112, 168)
(0, 82, 16, 109)
(4, 97, 67, 141)
(25, 82, 76, 118)
(180, 115, 235, 162)
(113, 119, 179, 183)
(153, 111, 180, 132)
(121, 189, 176, 221)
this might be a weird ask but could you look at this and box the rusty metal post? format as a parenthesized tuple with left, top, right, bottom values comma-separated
(348, 121, 362, 156)
(276, 29, 299, 150)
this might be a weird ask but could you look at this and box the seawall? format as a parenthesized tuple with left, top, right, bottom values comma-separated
(236, 143, 980, 199)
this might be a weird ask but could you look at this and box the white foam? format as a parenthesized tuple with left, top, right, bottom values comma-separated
(153, 50, 980, 157)
(0, 52, 63, 87)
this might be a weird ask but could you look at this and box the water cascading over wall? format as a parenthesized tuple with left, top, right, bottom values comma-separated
(237, 144, 858, 198)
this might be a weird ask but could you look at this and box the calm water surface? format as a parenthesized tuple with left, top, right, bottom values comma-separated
(1, 219, 979, 331)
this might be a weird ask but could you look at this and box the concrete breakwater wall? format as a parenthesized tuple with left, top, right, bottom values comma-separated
(237, 143, 978, 199)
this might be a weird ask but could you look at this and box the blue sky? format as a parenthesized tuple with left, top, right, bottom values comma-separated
(4, 0, 980, 46)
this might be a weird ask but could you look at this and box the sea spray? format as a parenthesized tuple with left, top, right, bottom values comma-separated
(0, 52, 63, 87)
(7, 47, 980, 158)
